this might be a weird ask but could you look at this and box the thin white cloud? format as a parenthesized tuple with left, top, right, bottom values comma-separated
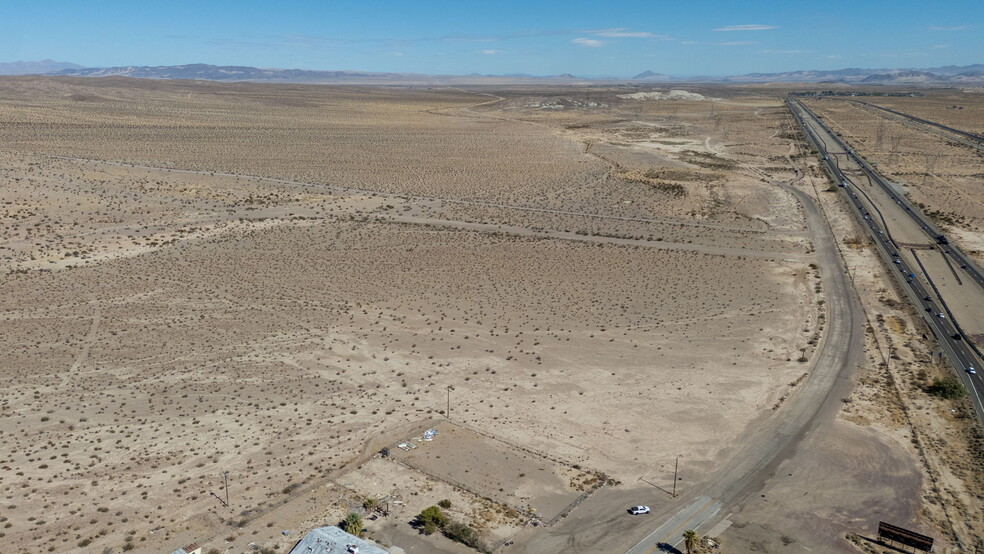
(681, 40, 756, 46)
(589, 28, 668, 39)
(441, 30, 573, 42)
(928, 25, 969, 31)
(760, 49, 812, 54)
(572, 38, 605, 47)
(481, 49, 504, 55)
(714, 24, 778, 32)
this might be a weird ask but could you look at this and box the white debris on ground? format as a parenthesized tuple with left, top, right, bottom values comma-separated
(618, 90, 719, 101)
(525, 98, 608, 109)
(395, 428, 437, 451)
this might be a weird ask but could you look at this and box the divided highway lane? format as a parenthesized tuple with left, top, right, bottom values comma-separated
(792, 102, 984, 293)
(848, 142, 984, 294)
(792, 99, 984, 317)
(787, 98, 984, 422)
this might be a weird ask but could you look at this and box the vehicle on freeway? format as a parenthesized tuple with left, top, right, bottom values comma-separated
(628, 506, 651, 515)
(937, 313, 946, 319)
(969, 366, 977, 375)
(952, 333, 963, 341)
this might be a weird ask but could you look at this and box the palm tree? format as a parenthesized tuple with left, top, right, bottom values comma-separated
(683, 529, 699, 554)
(342, 512, 363, 537)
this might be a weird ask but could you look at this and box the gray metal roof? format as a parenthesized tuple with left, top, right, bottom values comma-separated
(289, 526, 389, 554)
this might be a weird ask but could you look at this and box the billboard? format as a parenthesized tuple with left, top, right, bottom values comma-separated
(878, 521, 934, 552)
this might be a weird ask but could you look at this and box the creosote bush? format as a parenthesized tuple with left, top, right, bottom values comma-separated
(926, 376, 966, 399)
(416, 506, 447, 535)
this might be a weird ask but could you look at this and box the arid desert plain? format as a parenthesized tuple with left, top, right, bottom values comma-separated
(1, 77, 982, 553)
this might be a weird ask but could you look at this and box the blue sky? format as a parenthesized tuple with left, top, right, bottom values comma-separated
(2, 0, 981, 76)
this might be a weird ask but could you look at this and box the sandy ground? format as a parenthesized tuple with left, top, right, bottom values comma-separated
(860, 93, 984, 136)
(726, 420, 923, 552)
(720, 142, 984, 553)
(0, 78, 980, 554)
(0, 80, 818, 554)
(386, 421, 593, 522)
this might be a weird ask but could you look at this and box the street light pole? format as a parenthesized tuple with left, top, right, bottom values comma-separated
(223, 471, 229, 506)
(673, 456, 680, 498)
(447, 386, 452, 419)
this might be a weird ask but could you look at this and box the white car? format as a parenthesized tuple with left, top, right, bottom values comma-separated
(969, 366, 977, 375)
(628, 506, 651, 515)
(937, 313, 946, 319)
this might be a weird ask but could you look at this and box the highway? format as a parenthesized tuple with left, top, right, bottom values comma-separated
(787, 97, 984, 423)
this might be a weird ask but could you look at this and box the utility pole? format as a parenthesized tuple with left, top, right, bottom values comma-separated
(673, 456, 681, 498)
(223, 471, 229, 506)
(447, 385, 453, 419)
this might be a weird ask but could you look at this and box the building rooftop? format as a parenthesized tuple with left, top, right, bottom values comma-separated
(289, 526, 389, 554)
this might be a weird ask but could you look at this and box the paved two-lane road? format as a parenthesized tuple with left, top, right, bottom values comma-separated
(625, 143, 866, 554)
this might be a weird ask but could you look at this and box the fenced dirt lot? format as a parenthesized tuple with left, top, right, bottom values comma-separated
(388, 421, 596, 521)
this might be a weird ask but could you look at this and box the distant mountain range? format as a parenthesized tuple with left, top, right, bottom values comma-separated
(632, 70, 674, 81)
(1, 60, 982, 85)
(707, 64, 984, 84)
(0, 59, 82, 75)
(45, 63, 436, 83)
(32, 63, 584, 85)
